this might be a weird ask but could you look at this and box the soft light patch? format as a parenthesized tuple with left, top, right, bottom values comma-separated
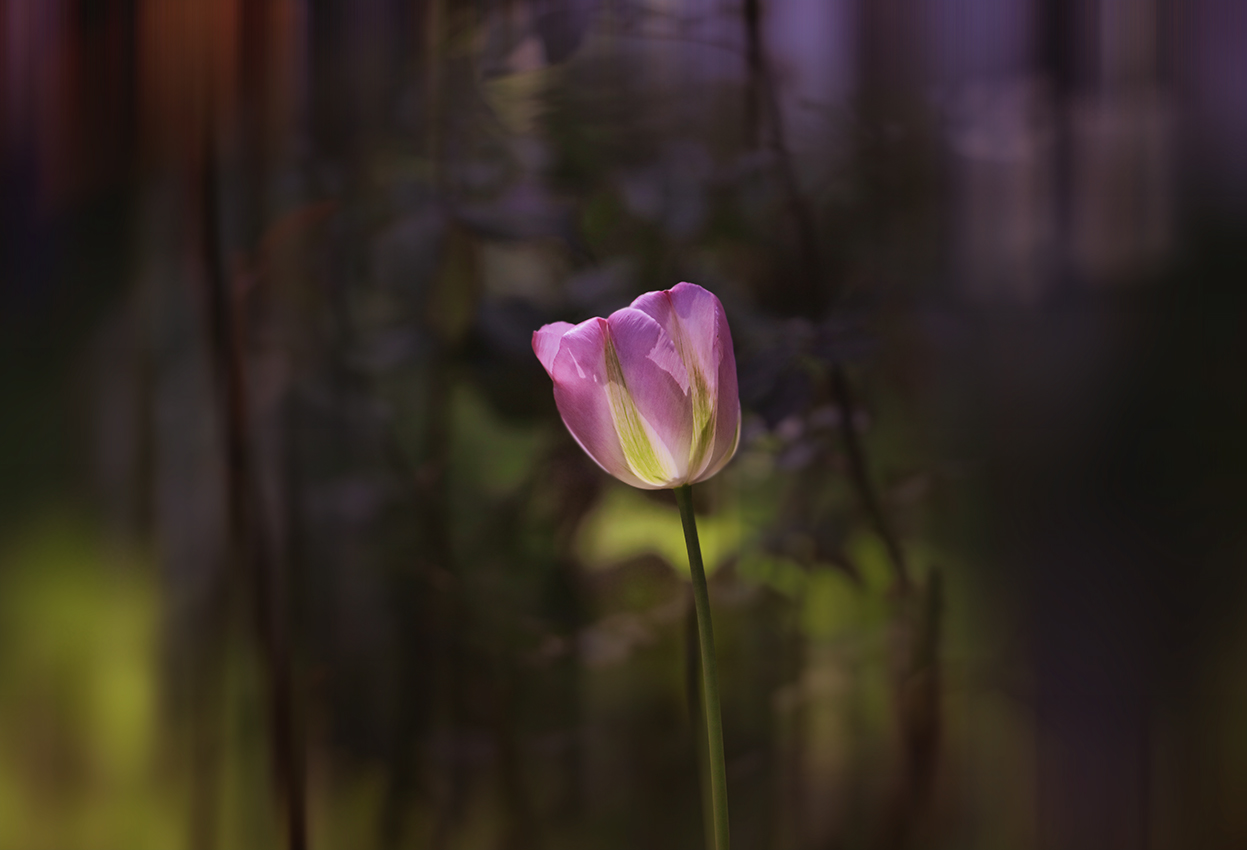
(576, 485, 740, 576)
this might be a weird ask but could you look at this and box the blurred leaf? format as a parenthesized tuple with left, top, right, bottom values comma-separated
(0, 518, 183, 850)
(482, 68, 557, 136)
(575, 486, 739, 576)
(427, 224, 480, 342)
(736, 550, 808, 598)
(794, 533, 897, 641)
(450, 383, 545, 498)
(800, 568, 859, 641)
(846, 531, 895, 595)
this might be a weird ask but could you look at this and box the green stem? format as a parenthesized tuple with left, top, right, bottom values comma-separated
(674, 484, 730, 850)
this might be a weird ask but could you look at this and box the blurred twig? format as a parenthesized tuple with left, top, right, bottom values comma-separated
(744, 0, 909, 593)
(829, 365, 911, 591)
(744, 8, 932, 848)
(198, 123, 307, 850)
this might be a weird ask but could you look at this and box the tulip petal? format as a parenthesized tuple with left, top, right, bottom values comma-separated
(632, 282, 730, 476)
(632, 282, 721, 394)
(692, 302, 740, 482)
(533, 321, 575, 376)
(536, 282, 740, 489)
(605, 307, 694, 482)
(547, 318, 648, 488)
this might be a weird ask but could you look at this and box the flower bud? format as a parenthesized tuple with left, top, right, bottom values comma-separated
(534, 282, 740, 489)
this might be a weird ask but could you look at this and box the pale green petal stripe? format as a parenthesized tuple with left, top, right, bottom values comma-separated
(604, 336, 678, 487)
(667, 318, 716, 476)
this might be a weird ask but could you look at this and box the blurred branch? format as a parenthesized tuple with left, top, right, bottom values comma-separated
(746, 0, 823, 312)
(197, 120, 307, 850)
(743, 0, 763, 148)
(744, 0, 909, 592)
(879, 569, 943, 850)
(829, 365, 911, 591)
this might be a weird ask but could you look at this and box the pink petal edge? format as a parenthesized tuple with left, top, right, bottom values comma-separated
(548, 318, 649, 488)
(532, 321, 576, 376)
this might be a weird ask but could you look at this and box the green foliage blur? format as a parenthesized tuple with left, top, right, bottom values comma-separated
(3, 1, 1247, 849)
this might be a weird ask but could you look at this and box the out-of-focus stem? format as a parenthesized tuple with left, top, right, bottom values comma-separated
(741, 0, 909, 591)
(199, 118, 306, 850)
(674, 485, 730, 850)
(829, 364, 911, 592)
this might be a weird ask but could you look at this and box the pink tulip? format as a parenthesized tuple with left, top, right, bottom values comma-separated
(533, 282, 740, 489)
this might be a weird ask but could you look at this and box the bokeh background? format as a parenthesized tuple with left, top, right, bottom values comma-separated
(3, 1, 1247, 848)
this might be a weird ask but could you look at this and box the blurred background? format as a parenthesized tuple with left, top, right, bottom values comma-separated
(2, 0, 1247, 848)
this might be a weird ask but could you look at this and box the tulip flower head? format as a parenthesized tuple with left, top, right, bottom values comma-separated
(533, 282, 740, 489)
